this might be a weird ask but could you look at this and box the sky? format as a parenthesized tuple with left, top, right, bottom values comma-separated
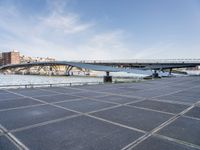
(0, 0, 200, 60)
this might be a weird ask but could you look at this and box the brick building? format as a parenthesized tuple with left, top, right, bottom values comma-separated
(0, 53, 2, 66)
(1, 51, 20, 65)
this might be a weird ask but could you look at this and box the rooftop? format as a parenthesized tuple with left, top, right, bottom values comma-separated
(0, 76, 200, 150)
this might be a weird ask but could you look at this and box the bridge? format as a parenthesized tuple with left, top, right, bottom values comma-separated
(0, 60, 200, 82)
(0, 61, 153, 82)
(83, 59, 200, 69)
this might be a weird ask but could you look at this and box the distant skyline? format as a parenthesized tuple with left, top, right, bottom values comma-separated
(0, 0, 200, 60)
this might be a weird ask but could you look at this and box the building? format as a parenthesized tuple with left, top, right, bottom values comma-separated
(1, 51, 20, 65)
(20, 55, 55, 63)
(0, 53, 2, 66)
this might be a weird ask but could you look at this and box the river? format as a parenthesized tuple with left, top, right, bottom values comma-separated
(0, 73, 144, 88)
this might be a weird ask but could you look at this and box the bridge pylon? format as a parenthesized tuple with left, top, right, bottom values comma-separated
(104, 71, 112, 83)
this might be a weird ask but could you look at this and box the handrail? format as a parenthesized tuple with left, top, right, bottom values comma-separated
(81, 59, 200, 64)
(0, 81, 104, 89)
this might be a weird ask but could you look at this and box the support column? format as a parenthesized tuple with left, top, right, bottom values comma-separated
(152, 70, 160, 78)
(169, 68, 172, 76)
(104, 71, 112, 83)
(65, 66, 73, 76)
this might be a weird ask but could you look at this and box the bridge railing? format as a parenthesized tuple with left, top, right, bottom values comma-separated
(0, 81, 104, 89)
(80, 59, 200, 64)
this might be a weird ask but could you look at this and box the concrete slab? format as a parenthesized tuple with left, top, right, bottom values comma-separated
(92, 106, 173, 131)
(71, 91, 107, 98)
(132, 136, 199, 150)
(56, 99, 116, 113)
(72, 84, 115, 91)
(0, 90, 10, 94)
(95, 95, 141, 104)
(129, 100, 189, 114)
(177, 91, 200, 97)
(158, 117, 200, 146)
(0, 105, 76, 130)
(125, 88, 176, 98)
(42, 87, 83, 94)
(10, 88, 56, 97)
(0, 136, 19, 150)
(0, 93, 23, 101)
(184, 107, 200, 119)
(35, 94, 81, 103)
(100, 87, 140, 95)
(0, 98, 42, 110)
(157, 94, 200, 104)
(0, 76, 200, 149)
(13, 116, 143, 150)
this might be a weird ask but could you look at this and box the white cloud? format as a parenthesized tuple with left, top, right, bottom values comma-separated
(132, 42, 176, 59)
(40, 12, 93, 34)
(74, 30, 134, 60)
(1, 0, 192, 60)
(0, 1, 133, 60)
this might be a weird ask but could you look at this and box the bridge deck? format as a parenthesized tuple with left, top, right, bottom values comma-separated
(0, 76, 200, 150)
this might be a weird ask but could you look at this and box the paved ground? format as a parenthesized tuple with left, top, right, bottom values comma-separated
(0, 76, 200, 150)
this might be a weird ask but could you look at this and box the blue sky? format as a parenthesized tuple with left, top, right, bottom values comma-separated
(0, 0, 200, 60)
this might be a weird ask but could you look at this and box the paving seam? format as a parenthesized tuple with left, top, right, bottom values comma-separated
(8, 105, 122, 134)
(0, 89, 91, 101)
(43, 89, 121, 105)
(49, 79, 192, 93)
(6, 104, 146, 135)
(0, 96, 133, 149)
(62, 79, 200, 101)
(42, 88, 123, 105)
(40, 87, 114, 99)
(154, 134, 200, 150)
(152, 84, 200, 99)
(40, 90, 148, 108)
(125, 105, 176, 115)
(0, 124, 28, 150)
(3, 89, 83, 113)
(152, 96, 200, 105)
(60, 77, 194, 94)
(121, 78, 200, 149)
(0, 103, 46, 112)
(85, 114, 146, 133)
(182, 115, 200, 121)
(61, 86, 168, 99)
(40, 85, 148, 101)
(122, 98, 200, 150)
(4, 79, 196, 126)
(49, 97, 88, 104)
(1, 77, 199, 150)
(39, 86, 147, 105)
(0, 97, 88, 112)
(40, 80, 200, 117)
(9, 114, 82, 134)
(9, 101, 147, 134)
(1, 90, 148, 137)
(149, 98, 192, 106)
(39, 88, 90, 95)
(0, 93, 156, 150)
(0, 92, 61, 101)
(62, 79, 198, 92)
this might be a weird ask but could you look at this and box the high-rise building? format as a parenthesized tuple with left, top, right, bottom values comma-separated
(2, 51, 20, 65)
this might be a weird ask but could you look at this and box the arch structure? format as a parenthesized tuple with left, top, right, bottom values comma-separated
(0, 61, 121, 72)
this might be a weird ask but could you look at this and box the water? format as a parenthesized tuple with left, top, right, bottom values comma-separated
(0, 74, 144, 88)
(0, 69, 188, 88)
(0, 74, 103, 86)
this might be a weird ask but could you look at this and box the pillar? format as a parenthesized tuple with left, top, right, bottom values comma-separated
(104, 71, 112, 83)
